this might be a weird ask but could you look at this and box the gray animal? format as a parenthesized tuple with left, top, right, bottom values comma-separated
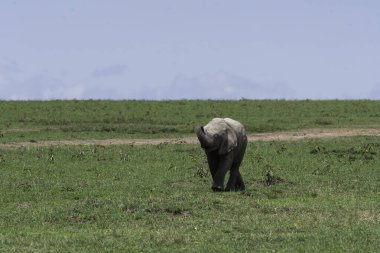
(195, 118, 247, 191)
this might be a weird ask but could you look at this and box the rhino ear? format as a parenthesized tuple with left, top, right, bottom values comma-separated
(218, 125, 237, 155)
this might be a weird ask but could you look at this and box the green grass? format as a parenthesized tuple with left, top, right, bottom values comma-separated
(1, 100, 380, 142)
(1, 136, 379, 252)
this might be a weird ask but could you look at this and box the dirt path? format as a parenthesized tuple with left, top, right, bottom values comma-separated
(1, 128, 380, 149)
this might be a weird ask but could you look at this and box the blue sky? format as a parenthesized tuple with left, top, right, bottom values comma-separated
(0, 0, 379, 100)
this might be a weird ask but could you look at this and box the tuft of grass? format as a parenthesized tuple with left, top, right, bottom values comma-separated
(0, 137, 379, 252)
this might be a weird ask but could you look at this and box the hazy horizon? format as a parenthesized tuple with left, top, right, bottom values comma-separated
(1, 1, 379, 100)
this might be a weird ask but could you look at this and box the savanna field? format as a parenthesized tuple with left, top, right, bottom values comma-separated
(0, 100, 379, 252)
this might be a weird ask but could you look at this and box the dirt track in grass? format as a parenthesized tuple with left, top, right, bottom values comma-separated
(1, 128, 380, 149)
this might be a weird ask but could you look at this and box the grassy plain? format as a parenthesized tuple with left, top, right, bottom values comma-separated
(0, 100, 380, 252)
(1, 100, 380, 142)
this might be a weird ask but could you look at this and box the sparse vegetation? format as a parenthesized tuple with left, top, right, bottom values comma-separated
(0, 100, 379, 252)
